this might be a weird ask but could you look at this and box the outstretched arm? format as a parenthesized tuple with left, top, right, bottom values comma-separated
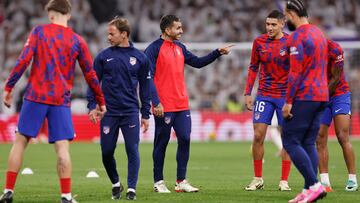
(182, 43, 232, 68)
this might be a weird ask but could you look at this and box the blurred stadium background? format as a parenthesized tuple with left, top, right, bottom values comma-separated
(0, 1, 360, 202)
(1, 0, 360, 142)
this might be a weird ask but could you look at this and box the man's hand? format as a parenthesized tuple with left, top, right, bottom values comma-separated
(88, 109, 98, 124)
(153, 103, 164, 117)
(88, 105, 107, 124)
(218, 44, 235, 55)
(244, 95, 253, 111)
(97, 105, 107, 120)
(282, 103, 293, 120)
(141, 118, 149, 133)
(3, 90, 12, 108)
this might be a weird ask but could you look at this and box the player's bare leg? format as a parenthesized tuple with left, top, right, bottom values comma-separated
(0, 133, 30, 202)
(55, 140, 77, 202)
(279, 148, 292, 191)
(245, 123, 267, 191)
(268, 125, 292, 191)
(316, 124, 332, 192)
(55, 140, 71, 178)
(334, 115, 358, 191)
(7, 133, 31, 172)
(278, 127, 291, 191)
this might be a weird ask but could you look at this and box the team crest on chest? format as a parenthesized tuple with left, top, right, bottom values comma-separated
(103, 126, 110, 134)
(176, 47, 181, 55)
(129, 57, 137, 65)
(280, 49, 286, 56)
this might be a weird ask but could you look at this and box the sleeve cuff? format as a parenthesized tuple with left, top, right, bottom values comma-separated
(152, 99, 160, 107)
(141, 114, 150, 119)
(87, 103, 97, 111)
(214, 49, 221, 57)
(285, 98, 294, 104)
(4, 86, 12, 92)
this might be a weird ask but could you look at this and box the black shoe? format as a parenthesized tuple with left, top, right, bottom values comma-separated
(126, 191, 136, 200)
(112, 183, 124, 200)
(0, 191, 13, 203)
(60, 197, 78, 203)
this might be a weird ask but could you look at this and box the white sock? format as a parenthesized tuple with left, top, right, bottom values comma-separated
(61, 193, 72, 200)
(112, 182, 121, 187)
(320, 173, 331, 186)
(349, 174, 357, 183)
(127, 188, 136, 193)
(302, 189, 307, 194)
(3, 189, 13, 194)
(309, 182, 321, 191)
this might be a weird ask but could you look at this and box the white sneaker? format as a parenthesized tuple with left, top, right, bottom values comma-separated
(279, 180, 291, 191)
(245, 177, 264, 191)
(175, 180, 199, 192)
(154, 180, 171, 193)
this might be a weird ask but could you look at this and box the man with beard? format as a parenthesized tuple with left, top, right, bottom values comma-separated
(244, 10, 292, 192)
(145, 14, 233, 193)
(282, 0, 329, 202)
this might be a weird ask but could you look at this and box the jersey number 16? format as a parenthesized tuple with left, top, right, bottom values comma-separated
(255, 101, 265, 112)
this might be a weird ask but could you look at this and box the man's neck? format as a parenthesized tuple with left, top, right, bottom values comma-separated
(118, 40, 130, 47)
(51, 19, 68, 27)
(161, 34, 174, 42)
(274, 32, 284, 40)
(296, 17, 309, 29)
(50, 14, 69, 27)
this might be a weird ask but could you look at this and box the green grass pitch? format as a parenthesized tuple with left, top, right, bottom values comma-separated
(0, 141, 359, 202)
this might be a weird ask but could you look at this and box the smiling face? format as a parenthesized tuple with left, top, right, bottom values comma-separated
(165, 21, 183, 41)
(265, 17, 284, 39)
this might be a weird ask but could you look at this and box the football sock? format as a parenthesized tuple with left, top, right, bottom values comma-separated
(254, 160, 262, 178)
(5, 171, 18, 191)
(281, 160, 291, 181)
(349, 174, 357, 183)
(319, 173, 330, 186)
(112, 182, 121, 187)
(60, 178, 71, 194)
(176, 180, 184, 183)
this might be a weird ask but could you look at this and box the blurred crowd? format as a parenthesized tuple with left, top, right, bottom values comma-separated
(1, 0, 360, 114)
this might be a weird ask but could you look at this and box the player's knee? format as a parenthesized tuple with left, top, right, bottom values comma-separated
(178, 135, 190, 145)
(101, 149, 115, 159)
(57, 151, 70, 166)
(282, 140, 293, 153)
(337, 130, 350, 146)
(317, 128, 328, 139)
(253, 132, 265, 144)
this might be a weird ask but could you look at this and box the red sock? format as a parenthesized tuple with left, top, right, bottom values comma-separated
(281, 160, 291, 181)
(254, 160, 262, 178)
(5, 171, 18, 190)
(60, 178, 71, 194)
(176, 179, 184, 183)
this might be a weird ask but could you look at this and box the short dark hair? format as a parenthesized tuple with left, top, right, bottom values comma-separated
(267, 10, 285, 20)
(286, 0, 308, 17)
(109, 17, 131, 37)
(160, 15, 180, 33)
(45, 0, 72, 15)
